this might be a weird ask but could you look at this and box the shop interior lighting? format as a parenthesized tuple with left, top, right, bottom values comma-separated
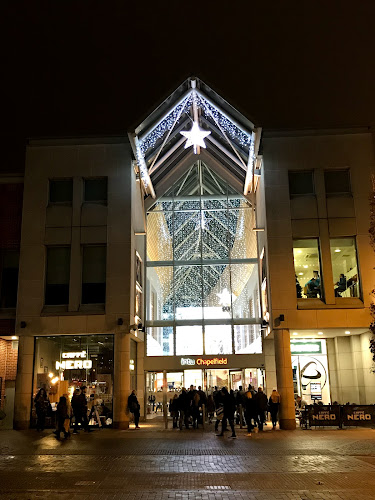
(51, 376, 59, 384)
(11, 335, 17, 340)
(48, 373, 54, 379)
(292, 332, 298, 335)
(318, 332, 323, 335)
(345, 330, 351, 335)
(335, 249, 341, 253)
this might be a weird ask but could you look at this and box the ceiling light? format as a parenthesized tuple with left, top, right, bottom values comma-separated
(303, 265, 308, 269)
(292, 332, 298, 335)
(318, 332, 323, 335)
(298, 272, 304, 275)
(11, 335, 17, 340)
(345, 330, 351, 335)
(296, 250, 302, 255)
(335, 249, 341, 253)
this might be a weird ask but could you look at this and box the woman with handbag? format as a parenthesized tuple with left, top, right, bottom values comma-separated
(55, 396, 70, 439)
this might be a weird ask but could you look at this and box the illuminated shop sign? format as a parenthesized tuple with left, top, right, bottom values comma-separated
(56, 350, 93, 370)
(180, 357, 228, 367)
(290, 341, 322, 355)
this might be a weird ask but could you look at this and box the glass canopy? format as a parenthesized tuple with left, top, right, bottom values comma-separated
(146, 161, 262, 356)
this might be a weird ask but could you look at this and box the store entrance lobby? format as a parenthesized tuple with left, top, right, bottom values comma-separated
(1, 423, 375, 499)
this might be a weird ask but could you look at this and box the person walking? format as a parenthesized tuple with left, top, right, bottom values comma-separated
(169, 393, 179, 429)
(79, 386, 91, 432)
(217, 387, 236, 439)
(268, 389, 281, 429)
(244, 389, 256, 436)
(71, 388, 82, 434)
(128, 390, 141, 429)
(206, 394, 215, 424)
(254, 387, 268, 431)
(178, 387, 190, 430)
(34, 388, 50, 431)
(55, 396, 70, 440)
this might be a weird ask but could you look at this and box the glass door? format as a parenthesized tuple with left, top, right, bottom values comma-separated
(230, 370, 243, 391)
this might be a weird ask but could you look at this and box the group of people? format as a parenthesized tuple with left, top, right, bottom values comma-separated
(166, 385, 281, 438)
(34, 386, 110, 439)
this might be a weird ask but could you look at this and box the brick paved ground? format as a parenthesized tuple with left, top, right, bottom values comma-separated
(1, 418, 375, 499)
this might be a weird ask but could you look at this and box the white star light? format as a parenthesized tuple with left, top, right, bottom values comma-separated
(180, 121, 211, 153)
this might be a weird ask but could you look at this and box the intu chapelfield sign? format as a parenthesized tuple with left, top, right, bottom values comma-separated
(290, 341, 322, 355)
(180, 357, 228, 367)
(56, 350, 92, 370)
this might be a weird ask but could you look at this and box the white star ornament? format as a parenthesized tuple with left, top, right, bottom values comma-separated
(180, 121, 211, 152)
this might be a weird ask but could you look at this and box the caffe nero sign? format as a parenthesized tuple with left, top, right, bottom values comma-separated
(342, 405, 375, 427)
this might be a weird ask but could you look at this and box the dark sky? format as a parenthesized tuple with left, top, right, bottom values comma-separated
(2, 1, 375, 173)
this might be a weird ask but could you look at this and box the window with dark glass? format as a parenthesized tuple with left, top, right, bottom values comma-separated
(45, 247, 70, 305)
(84, 178, 108, 203)
(49, 179, 73, 203)
(82, 245, 106, 304)
(288, 171, 314, 196)
(0, 250, 19, 308)
(324, 169, 351, 195)
(293, 239, 323, 299)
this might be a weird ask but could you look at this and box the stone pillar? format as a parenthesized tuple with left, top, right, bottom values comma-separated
(14, 335, 34, 430)
(113, 331, 130, 429)
(274, 329, 296, 430)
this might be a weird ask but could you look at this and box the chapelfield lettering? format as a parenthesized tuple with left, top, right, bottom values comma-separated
(196, 358, 228, 366)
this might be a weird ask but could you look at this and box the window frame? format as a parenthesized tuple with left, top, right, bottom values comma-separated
(329, 236, 362, 300)
(48, 178, 73, 205)
(44, 245, 71, 306)
(293, 237, 324, 301)
(288, 170, 315, 197)
(83, 177, 108, 205)
(81, 244, 107, 305)
(324, 168, 352, 197)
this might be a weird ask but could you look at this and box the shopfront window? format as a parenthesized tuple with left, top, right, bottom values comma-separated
(146, 162, 260, 356)
(330, 238, 360, 298)
(32, 335, 114, 427)
(293, 239, 322, 299)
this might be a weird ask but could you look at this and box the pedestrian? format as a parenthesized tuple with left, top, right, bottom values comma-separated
(191, 390, 200, 428)
(206, 394, 215, 424)
(244, 389, 255, 436)
(235, 386, 245, 425)
(79, 386, 92, 431)
(34, 388, 50, 431)
(128, 390, 141, 429)
(217, 387, 236, 439)
(213, 387, 225, 433)
(71, 388, 82, 434)
(169, 393, 179, 428)
(178, 387, 190, 429)
(55, 396, 70, 440)
(253, 387, 268, 431)
(268, 389, 281, 429)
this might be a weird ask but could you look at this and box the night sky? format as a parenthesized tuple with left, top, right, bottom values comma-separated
(2, 1, 375, 173)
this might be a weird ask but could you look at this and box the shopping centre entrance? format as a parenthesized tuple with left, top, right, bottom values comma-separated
(145, 367, 264, 417)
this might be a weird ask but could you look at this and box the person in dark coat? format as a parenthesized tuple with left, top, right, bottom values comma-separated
(55, 396, 70, 439)
(78, 386, 90, 432)
(178, 388, 190, 429)
(268, 390, 281, 429)
(217, 387, 236, 438)
(206, 394, 215, 424)
(71, 388, 82, 434)
(169, 393, 179, 429)
(128, 390, 141, 429)
(254, 387, 268, 431)
(244, 389, 256, 435)
(34, 388, 50, 431)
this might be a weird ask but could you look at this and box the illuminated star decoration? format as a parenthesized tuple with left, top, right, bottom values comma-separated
(216, 288, 232, 307)
(180, 121, 211, 154)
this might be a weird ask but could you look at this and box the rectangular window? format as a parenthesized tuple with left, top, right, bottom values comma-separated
(176, 325, 203, 355)
(84, 178, 108, 203)
(205, 324, 233, 355)
(0, 250, 19, 308)
(49, 179, 73, 204)
(146, 326, 173, 356)
(288, 171, 314, 196)
(293, 239, 323, 299)
(330, 238, 360, 298)
(45, 247, 70, 305)
(324, 169, 351, 195)
(82, 246, 106, 304)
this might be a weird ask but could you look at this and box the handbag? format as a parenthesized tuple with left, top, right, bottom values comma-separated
(216, 405, 224, 421)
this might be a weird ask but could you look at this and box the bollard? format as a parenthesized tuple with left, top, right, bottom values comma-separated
(202, 404, 206, 430)
(239, 404, 243, 429)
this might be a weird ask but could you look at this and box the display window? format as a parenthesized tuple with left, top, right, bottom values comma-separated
(293, 239, 323, 299)
(330, 238, 360, 298)
(32, 334, 114, 427)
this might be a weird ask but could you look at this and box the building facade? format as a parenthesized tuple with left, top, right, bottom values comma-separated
(4, 78, 375, 430)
